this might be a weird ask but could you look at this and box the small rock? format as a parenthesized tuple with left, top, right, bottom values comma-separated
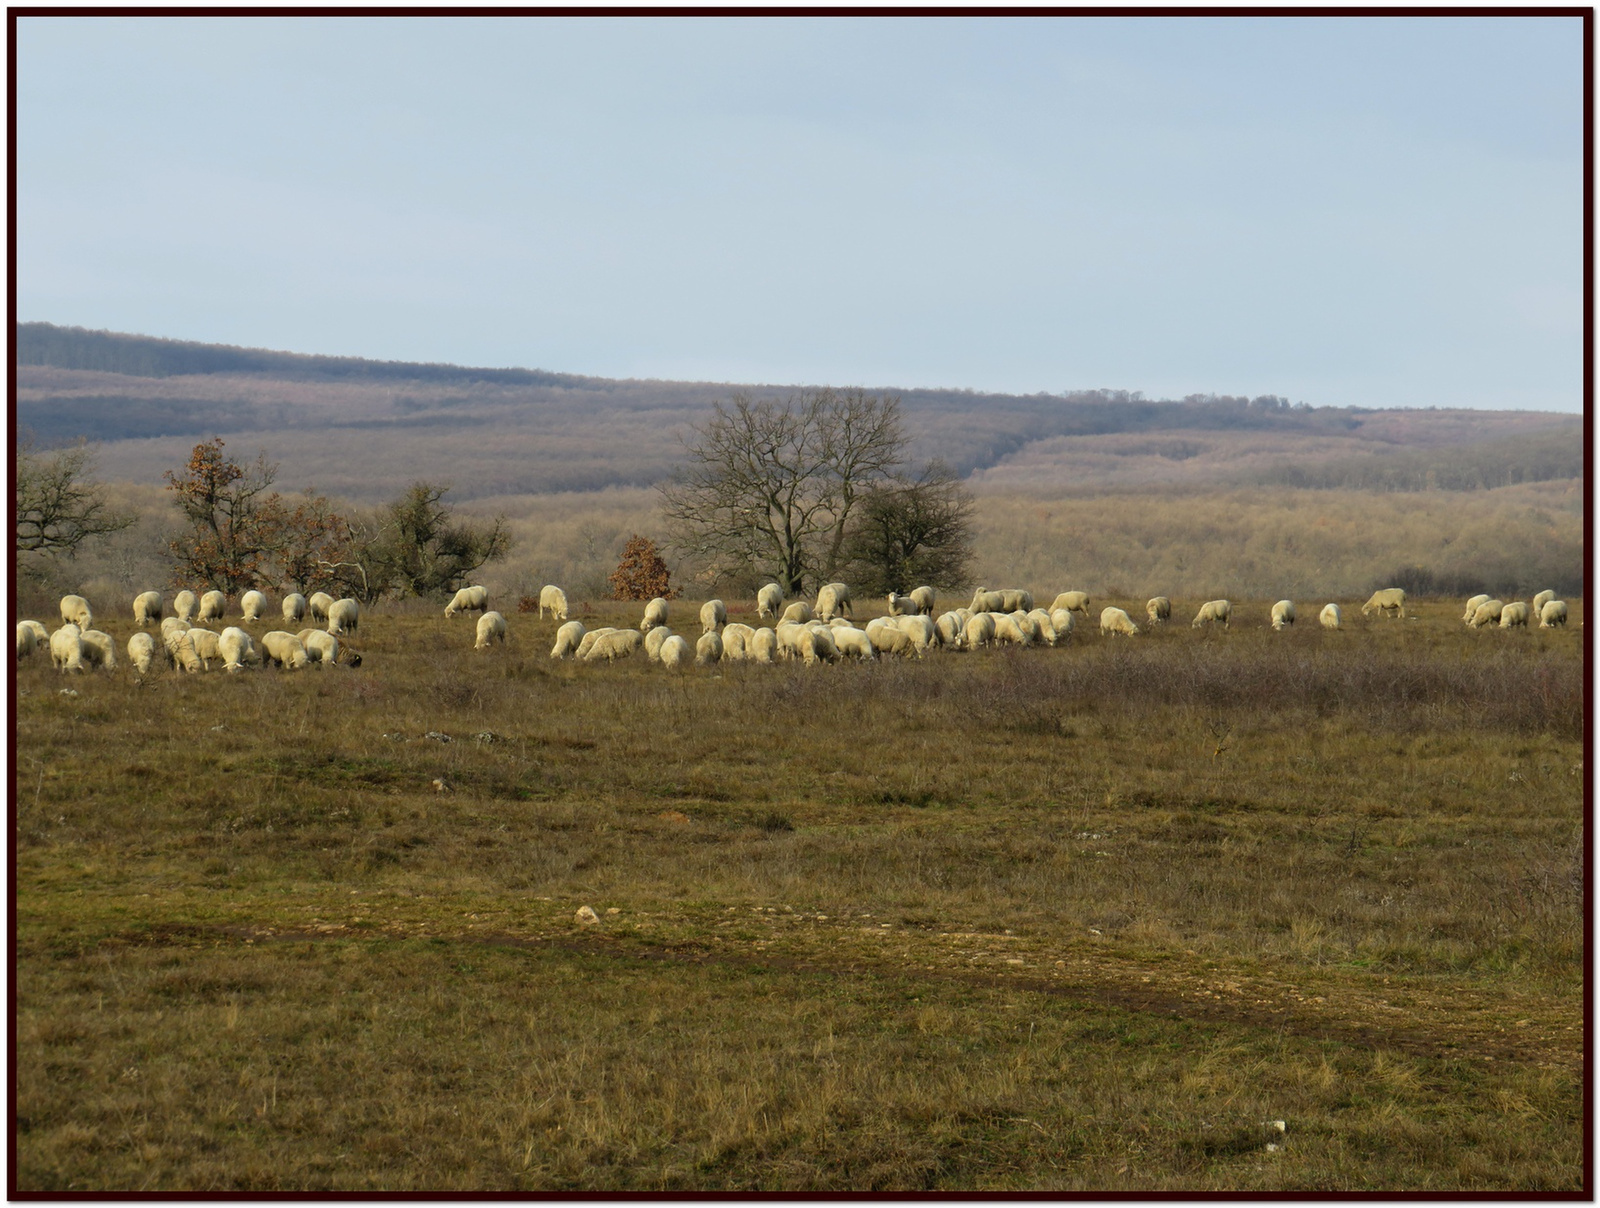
(1267, 1120, 1286, 1132)
(475, 731, 502, 744)
(382, 732, 405, 742)
(431, 779, 450, 793)
(575, 905, 600, 925)
(210, 724, 227, 732)
(657, 810, 690, 824)
(1265, 1143, 1281, 1153)
(424, 731, 453, 743)
(58, 689, 79, 697)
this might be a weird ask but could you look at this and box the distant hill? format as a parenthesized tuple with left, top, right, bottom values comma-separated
(15, 321, 1581, 502)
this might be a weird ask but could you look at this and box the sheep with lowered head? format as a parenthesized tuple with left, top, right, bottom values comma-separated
(992, 613, 1033, 647)
(645, 625, 675, 661)
(186, 627, 222, 668)
(1470, 600, 1504, 628)
(446, 585, 489, 618)
(749, 627, 779, 663)
(1532, 589, 1557, 614)
(551, 620, 586, 659)
(241, 590, 268, 622)
(540, 586, 569, 621)
(474, 611, 508, 649)
(261, 630, 311, 669)
(1498, 601, 1530, 629)
(1146, 597, 1171, 626)
(297, 629, 342, 667)
(970, 587, 1005, 613)
(219, 627, 261, 672)
(1540, 599, 1568, 628)
(282, 593, 308, 624)
(909, 586, 936, 615)
(1270, 600, 1296, 630)
(173, 590, 198, 622)
(16, 623, 39, 662)
(575, 627, 617, 660)
(1051, 591, 1091, 617)
(60, 594, 93, 629)
(1362, 588, 1406, 619)
(962, 612, 996, 650)
(696, 631, 723, 665)
(50, 624, 86, 673)
(999, 589, 1034, 613)
(327, 598, 360, 635)
(1463, 594, 1491, 624)
(133, 591, 164, 626)
(1049, 608, 1077, 638)
(308, 592, 335, 623)
(721, 622, 755, 660)
(894, 614, 938, 656)
(1100, 606, 1139, 637)
(1319, 603, 1342, 629)
(640, 597, 670, 632)
(700, 599, 727, 634)
(1027, 608, 1061, 646)
(831, 626, 876, 660)
(127, 631, 158, 675)
(1192, 599, 1231, 629)
(658, 635, 692, 668)
(585, 629, 644, 662)
(780, 601, 813, 625)
(816, 582, 852, 620)
(79, 629, 118, 671)
(199, 590, 227, 623)
(756, 583, 783, 619)
(934, 611, 965, 648)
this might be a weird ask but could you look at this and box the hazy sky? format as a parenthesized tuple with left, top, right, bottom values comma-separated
(17, 15, 1583, 410)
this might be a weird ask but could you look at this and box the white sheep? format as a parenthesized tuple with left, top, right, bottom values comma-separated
(963, 612, 996, 650)
(1270, 600, 1296, 630)
(1319, 603, 1342, 629)
(164, 628, 202, 673)
(780, 601, 814, 625)
(775, 621, 809, 660)
(969, 587, 1005, 613)
(327, 598, 360, 636)
(909, 586, 936, 615)
(59, 594, 93, 629)
(1027, 608, 1061, 646)
(1146, 597, 1171, 626)
(1192, 599, 1232, 629)
(218, 627, 260, 672)
(1050, 591, 1091, 617)
(640, 597, 670, 632)
(1540, 600, 1568, 628)
(261, 630, 311, 669)
(863, 618, 913, 657)
(816, 582, 852, 620)
(132, 590, 164, 626)
(1100, 606, 1139, 637)
(282, 593, 308, 624)
(1499, 601, 1530, 629)
(721, 622, 755, 660)
(757, 583, 784, 619)
(831, 626, 877, 660)
(659, 635, 692, 668)
(695, 631, 723, 665)
(894, 614, 938, 656)
(798, 625, 838, 665)
(240, 590, 268, 622)
(992, 613, 1033, 647)
(1532, 589, 1557, 614)
(1463, 594, 1491, 624)
(645, 625, 675, 661)
(475, 611, 508, 649)
(1362, 588, 1407, 619)
(198, 590, 227, 623)
(173, 590, 198, 622)
(16, 623, 38, 661)
(999, 589, 1034, 613)
(934, 611, 965, 648)
(700, 599, 727, 634)
(50, 624, 85, 673)
(575, 628, 617, 660)
(1049, 608, 1077, 638)
(1470, 600, 1505, 628)
(79, 629, 117, 671)
(19, 620, 49, 659)
(539, 585, 568, 622)
(297, 629, 341, 667)
(585, 629, 644, 662)
(127, 631, 158, 675)
(749, 627, 779, 663)
(308, 591, 335, 623)
(446, 585, 490, 618)
(551, 620, 586, 659)
(186, 627, 222, 669)
(887, 591, 917, 617)
(953, 607, 974, 628)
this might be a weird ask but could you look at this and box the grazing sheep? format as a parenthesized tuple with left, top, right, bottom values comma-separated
(1100, 606, 1139, 637)
(585, 628, 644, 662)
(282, 593, 308, 624)
(831, 626, 876, 660)
(551, 620, 586, 659)
(815, 583, 852, 621)
(640, 597, 670, 632)
(695, 631, 723, 665)
(721, 622, 756, 660)
(1027, 608, 1060, 646)
(261, 630, 311, 669)
(700, 599, 727, 634)
(59, 595, 93, 629)
(297, 629, 341, 667)
(887, 591, 917, 617)
(999, 589, 1034, 613)
(970, 587, 1005, 613)
(16, 624, 38, 661)
(1362, 588, 1407, 619)
(127, 631, 158, 675)
(1050, 591, 1091, 617)
(186, 627, 222, 668)
(1319, 603, 1342, 629)
(1049, 608, 1077, 638)
(327, 598, 360, 636)
(133, 590, 164, 626)
(749, 627, 779, 663)
(446, 585, 490, 618)
(79, 629, 117, 671)
(19, 619, 49, 651)
(1191, 599, 1232, 629)
(775, 622, 809, 660)
(1270, 600, 1296, 630)
(934, 611, 965, 648)
(1463, 594, 1491, 624)
(1540, 600, 1568, 628)
(992, 613, 1033, 647)
(780, 601, 814, 625)
(963, 612, 997, 650)
(1499, 601, 1530, 629)
(198, 590, 227, 623)
(173, 590, 198, 622)
(1146, 597, 1171, 626)
(308, 591, 335, 623)
(50, 624, 85, 673)
(538, 585, 568, 622)
(659, 635, 692, 668)
(241, 590, 268, 622)
(163, 627, 202, 673)
(645, 625, 675, 661)
(1470, 600, 1505, 628)
(798, 626, 838, 665)
(756, 583, 784, 619)
(575, 628, 617, 660)
(894, 614, 938, 656)
(474, 611, 508, 649)
(218, 627, 260, 672)
(1532, 589, 1557, 614)
(909, 586, 936, 616)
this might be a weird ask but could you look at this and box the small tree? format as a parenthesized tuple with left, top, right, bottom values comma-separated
(164, 438, 288, 594)
(608, 535, 677, 601)
(837, 461, 976, 595)
(364, 481, 511, 599)
(15, 438, 135, 557)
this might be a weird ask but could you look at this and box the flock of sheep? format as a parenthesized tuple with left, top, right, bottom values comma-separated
(18, 579, 1571, 678)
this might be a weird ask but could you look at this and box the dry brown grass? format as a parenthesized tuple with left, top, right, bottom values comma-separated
(13, 593, 1585, 1191)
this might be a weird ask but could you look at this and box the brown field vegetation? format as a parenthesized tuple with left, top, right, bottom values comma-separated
(13, 592, 1584, 1191)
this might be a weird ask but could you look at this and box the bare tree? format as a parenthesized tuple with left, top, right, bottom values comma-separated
(837, 460, 976, 595)
(15, 439, 135, 557)
(659, 389, 905, 594)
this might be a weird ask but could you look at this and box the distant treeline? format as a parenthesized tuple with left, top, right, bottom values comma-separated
(1246, 427, 1583, 492)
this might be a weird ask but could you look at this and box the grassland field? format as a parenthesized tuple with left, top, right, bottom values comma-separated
(12, 589, 1586, 1192)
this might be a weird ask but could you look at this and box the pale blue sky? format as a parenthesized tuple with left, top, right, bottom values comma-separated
(16, 15, 1584, 410)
